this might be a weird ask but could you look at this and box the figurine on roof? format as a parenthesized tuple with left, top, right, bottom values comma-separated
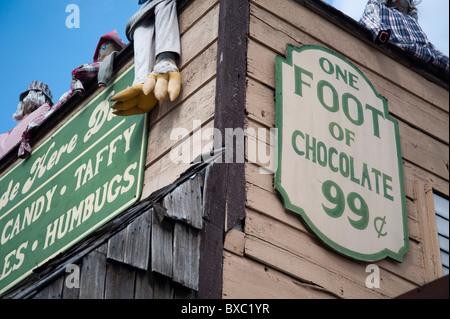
(110, 0, 181, 116)
(0, 81, 53, 158)
(71, 29, 127, 95)
(360, 0, 449, 73)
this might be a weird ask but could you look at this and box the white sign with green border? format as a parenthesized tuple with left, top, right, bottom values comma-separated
(275, 45, 409, 262)
(0, 65, 147, 294)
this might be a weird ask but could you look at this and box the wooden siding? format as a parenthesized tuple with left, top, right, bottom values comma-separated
(222, 0, 449, 299)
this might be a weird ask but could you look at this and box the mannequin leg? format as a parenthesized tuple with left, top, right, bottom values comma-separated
(133, 17, 156, 85)
(154, 0, 181, 60)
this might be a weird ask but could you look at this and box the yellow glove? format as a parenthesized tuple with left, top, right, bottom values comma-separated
(143, 59, 181, 101)
(110, 84, 158, 116)
(110, 60, 180, 117)
(143, 71, 181, 101)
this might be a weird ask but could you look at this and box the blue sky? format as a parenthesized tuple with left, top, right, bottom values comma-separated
(0, 0, 448, 135)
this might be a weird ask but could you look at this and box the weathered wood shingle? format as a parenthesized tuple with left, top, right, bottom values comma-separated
(173, 222, 201, 290)
(151, 209, 175, 278)
(107, 209, 152, 270)
(163, 173, 204, 229)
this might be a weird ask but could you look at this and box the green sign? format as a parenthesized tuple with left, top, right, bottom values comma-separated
(275, 45, 409, 262)
(0, 65, 147, 294)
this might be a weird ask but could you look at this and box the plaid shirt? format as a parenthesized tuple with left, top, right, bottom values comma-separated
(71, 62, 101, 95)
(360, 0, 449, 73)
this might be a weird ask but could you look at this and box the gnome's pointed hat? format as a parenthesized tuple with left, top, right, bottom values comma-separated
(93, 29, 127, 62)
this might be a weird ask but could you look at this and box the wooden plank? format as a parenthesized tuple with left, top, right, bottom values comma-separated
(366, 74, 449, 145)
(179, 2, 220, 69)
(163, 173, 204, 229)
(147, 80, 216, 165)
(224, 228, 246, 256)
(134, 269, 155, 299)
(403, 161, 449, 198)
(223, 251, 336, 299)
(246, 78, 276, 127)
(245, 210, 419, 298)
(173, 222, 201, 291)
(152, 273, 175, 299)
(247, 40, 275, 88)
(79, 244, 107, 299)
(398, 121, 449, 181)
(124, 209, 152, 271)
(179, 0, 219, 36)
(104, 260, 136, 299)
(250, 0, 449, 110)
(106, 225, 127, 264)
(151, 210, 174, 278)
(142, 119, 215, 199)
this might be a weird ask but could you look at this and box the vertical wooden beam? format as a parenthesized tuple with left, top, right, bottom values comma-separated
(414, 181, 444, 283)
(198, 164, 227, 298)
(213, 0, 249, 231)
(198, 0, 249, 299)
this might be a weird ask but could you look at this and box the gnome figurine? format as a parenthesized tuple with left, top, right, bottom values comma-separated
(0, 81, 53, 158)
(71, 30, 127, 95)
(110, 0, 181, 116)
